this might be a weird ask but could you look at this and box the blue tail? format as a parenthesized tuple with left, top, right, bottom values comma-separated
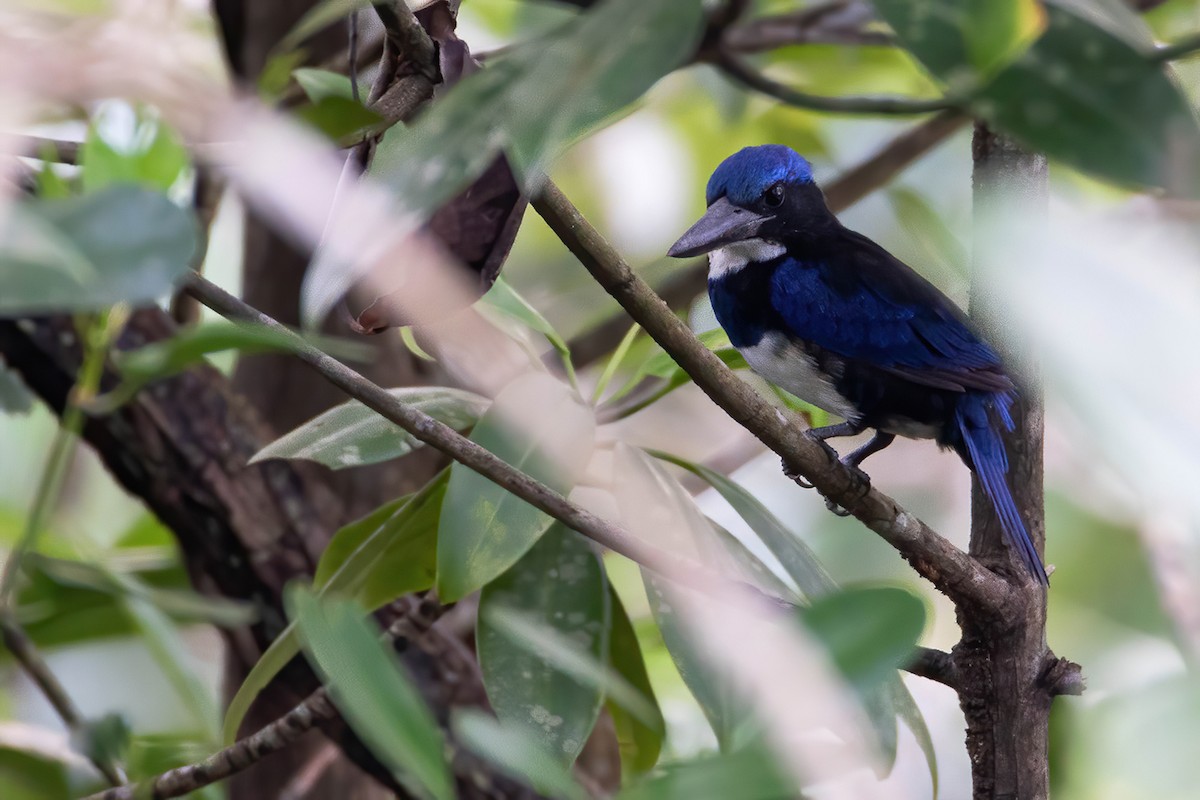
(954, 393, 1049, 585)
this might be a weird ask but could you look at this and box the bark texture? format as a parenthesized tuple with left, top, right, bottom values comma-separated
(953, 123, 1072, 800)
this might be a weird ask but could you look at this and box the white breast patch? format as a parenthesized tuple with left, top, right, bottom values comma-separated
(707, 239, 786, 280)
(739, 332, 860, 423)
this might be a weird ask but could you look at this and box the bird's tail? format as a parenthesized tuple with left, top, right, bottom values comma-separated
(954, 392, 1049, 585)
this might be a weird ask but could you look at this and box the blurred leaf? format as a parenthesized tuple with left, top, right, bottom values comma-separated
(452, 710, 589, 800)
(642, 573, 751, 751)
(963, 0, 1044, 76)
(478, 526, 610, 764)
(480, 277, 576, 379)
(369, 0, 704, 214)
(888, 187, 969, 277)
(708, 520, 797, 602)
(291, 589, 453, 800)
(223, 474, 445, 744)
(798, 587, 925, 692)
(606, 586, 665, 778)
(978, 4, 1200, 195)
(602, 329, 748, 417)
(592, 323, 641, 404)
(0, 186, 197, 314)
(251, 388, 488, 469)
(886, 675, 938, 791)
(436, 374, 594, 602)
(0, 741, 72, 800)
(72, 713, 130, 772)
(616, 745, 794, 800)
(80, 120, 188, 193)
(0, 360, 33, 415)
(275, 0, 372, 55)
(124, 734, 222, 800)
(880, 0, 1200, 193)
(296, 96, 384, 141)
(651, 451, 833, 600)
(34, 162, 72, 200)
(293, 67, 355, 102)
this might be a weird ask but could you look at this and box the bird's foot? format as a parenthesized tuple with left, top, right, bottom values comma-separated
(823, 496, 853, 517)
(780, 457, 814, 489)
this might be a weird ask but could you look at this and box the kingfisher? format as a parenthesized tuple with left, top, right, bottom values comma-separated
(668, 144, 1047, 585)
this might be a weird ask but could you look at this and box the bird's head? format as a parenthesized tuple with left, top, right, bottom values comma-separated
(668, 145, 830, 258)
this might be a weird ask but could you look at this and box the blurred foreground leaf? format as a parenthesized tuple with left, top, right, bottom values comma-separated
(436, 374, 594, 602)
(606, 586, 665, 777)
(252, 387, 488, 469)
(478, 526, 610, 765)
(452, 710, 588, 800)
(223, 474, 445, 744)
(0, 187, 197, 313)
(292, 589, 453, 800)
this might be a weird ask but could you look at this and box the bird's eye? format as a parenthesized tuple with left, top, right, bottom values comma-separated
(764, 182, 785, 208)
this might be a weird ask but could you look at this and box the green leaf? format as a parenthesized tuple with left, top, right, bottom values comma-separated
(879, 0, 1200, 193)
(0, 186, 198, 314)
(646, 452, 935, 782)
(275, 0, 373, 55)
(436, 373, 594, 602)
(0, 746, 71, 800)
(480, 277, 576, 383)
(612, 447, 753, 750)
(0, 360, 32, 415)
(452, 710, 589, 800)
(80, 120, 189, 193)
(651, 451, 834, 600)
(478, 526, 610, 764)
(223, 474, 445, 744)
(292, 589, 453, 800)
(888, 187, 968, 278)
(296, 95, 384, 141)
(100, 320, 372, 412)
(616, 745, 794, 800)
(292, 67, 355, 102)
(798, 587, 926, 692)
(371, 0, 704, 210)
(251, 388, 488, 470)
(606, 586, 665, 778)
(974, 4, 1200, 195)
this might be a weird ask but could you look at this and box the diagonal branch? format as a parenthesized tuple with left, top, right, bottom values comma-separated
(712, 51, 957, 115)
(531, 182, 1014, 614)
(565, 110, 967, 367)
(0, 610, 128, 786)
(182, 273, 788, 608)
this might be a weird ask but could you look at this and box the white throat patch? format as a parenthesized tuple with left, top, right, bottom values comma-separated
(707, 239, 786, 280)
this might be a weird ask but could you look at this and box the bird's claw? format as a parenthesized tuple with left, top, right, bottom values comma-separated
(780, 457, 814, 488)
(824, 496, 853, 516)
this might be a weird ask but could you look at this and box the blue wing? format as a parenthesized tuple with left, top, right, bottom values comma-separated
(769, 230, 1012, 393)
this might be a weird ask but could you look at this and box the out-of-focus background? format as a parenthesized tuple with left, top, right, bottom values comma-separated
(3, 1, 1200, 799)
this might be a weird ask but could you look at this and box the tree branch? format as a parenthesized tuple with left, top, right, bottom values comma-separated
(903, 645, 959, 689)
(722, 2, 893, 53)
(181, 273, 783, 606)
(565, 110, 967, 367)
(711, 51, 957, 115)
(0, 610, 128, 786)
(531, 182, 1013, 613)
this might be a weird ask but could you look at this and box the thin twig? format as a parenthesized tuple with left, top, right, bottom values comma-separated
(6, 135, 81, 164)
(723, 2, 892, 53)
(565, 111, 967, 367)
(713, 51, 957, 115)
(903, 646, 958, 689)
(0, 610, 128, 786)
(85, 687, 336, 800)
(1154, 30, 1200, 61)
(532, 182, 1014, 613)
(181, 273, 789, 608)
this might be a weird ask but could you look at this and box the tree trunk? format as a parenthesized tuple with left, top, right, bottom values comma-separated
(953, 122, 1068, 799)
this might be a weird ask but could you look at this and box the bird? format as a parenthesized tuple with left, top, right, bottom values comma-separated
(667, 144, 1047, 585)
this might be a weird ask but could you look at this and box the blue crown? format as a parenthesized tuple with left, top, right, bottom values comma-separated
(705, 145, 814, 206)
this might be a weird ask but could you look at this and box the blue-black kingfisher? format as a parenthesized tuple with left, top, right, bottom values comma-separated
(668, 145, 1047, 585)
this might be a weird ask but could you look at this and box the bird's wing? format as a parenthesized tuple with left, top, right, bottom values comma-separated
(769, 232, 1013, 393)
